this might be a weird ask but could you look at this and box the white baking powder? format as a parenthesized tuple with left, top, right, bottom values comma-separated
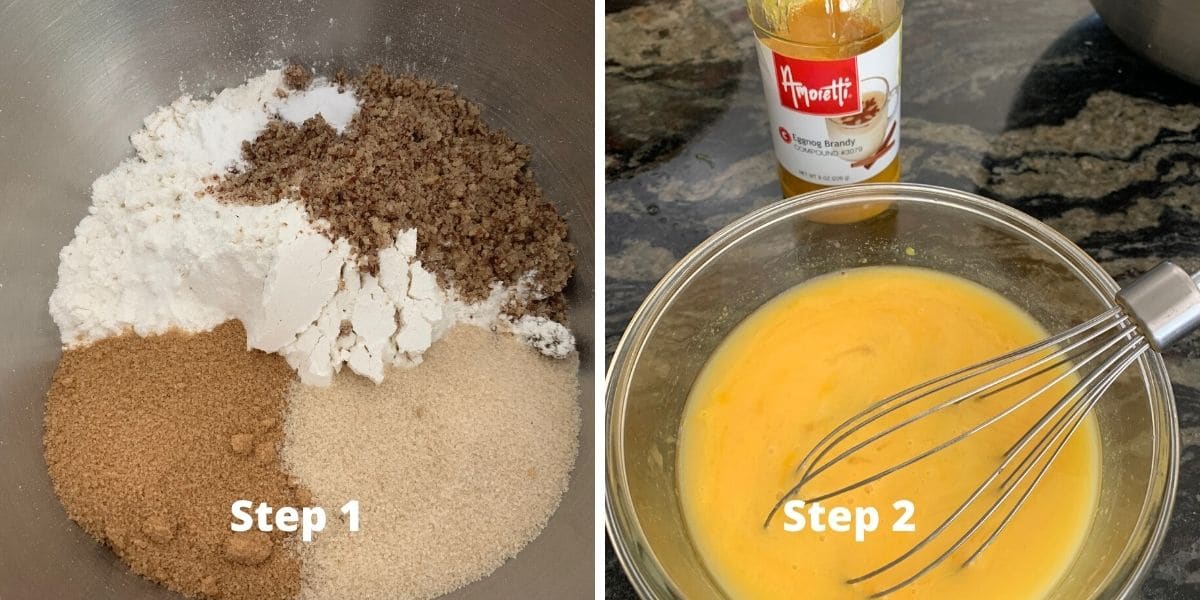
(49, 69, 575, 386)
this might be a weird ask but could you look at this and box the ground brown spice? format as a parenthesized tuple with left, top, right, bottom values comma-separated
(215, 65, 574, 318)
(44, 322, 303, 600)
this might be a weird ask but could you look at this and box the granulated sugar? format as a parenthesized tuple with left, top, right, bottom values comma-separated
(282, 326, 580, 600)
(44, 322, 304, 600)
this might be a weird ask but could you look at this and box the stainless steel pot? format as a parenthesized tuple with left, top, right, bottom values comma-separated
(1090, 0, 1200, 84)
(0, 2, 594, 598)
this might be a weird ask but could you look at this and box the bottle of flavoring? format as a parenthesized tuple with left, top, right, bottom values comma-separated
(747, 0, 903, 222)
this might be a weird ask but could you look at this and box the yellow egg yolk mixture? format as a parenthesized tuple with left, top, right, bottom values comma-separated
(678, 266, 1099, 599)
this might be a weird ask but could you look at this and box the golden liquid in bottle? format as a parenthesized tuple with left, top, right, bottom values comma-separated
(753, 0, 902, 223)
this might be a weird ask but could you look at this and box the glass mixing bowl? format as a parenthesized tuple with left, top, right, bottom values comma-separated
(606, 183, 1178, 599)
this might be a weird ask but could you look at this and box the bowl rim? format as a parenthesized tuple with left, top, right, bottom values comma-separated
(605, 182, 1179, 600)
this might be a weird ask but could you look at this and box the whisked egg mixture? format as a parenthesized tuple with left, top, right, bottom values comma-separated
(678, 266, 1099, 599)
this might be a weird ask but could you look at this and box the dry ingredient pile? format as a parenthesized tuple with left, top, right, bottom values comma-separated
(219, 66, 573, 317)
(45, 323, 303, 600)
(285, 326, 579, 599)
(43, 64, 581, 600)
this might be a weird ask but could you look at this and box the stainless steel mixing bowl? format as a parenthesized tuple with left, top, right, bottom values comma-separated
(1090, 0, 1200, 84)
(0, 2, 594, 598)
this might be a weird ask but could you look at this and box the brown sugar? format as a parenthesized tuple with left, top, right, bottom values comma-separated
(282, 63, 312, 90)
(224, 531, 274, 566)
(215, 65, 575, 318)
(230, 432, 255, 456)
(44, 321, 303, 600)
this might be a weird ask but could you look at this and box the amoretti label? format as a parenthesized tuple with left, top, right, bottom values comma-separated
(773, 53, 861, 117)
(755, 23, 902, 186)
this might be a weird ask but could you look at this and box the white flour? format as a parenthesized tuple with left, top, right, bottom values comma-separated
(49, 69, 574, 385)
(511, 315, 576, 360)
(275, 83, 358, 133)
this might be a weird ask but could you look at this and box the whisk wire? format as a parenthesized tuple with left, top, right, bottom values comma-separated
(962, 338, 1148, 567)
(852, 335, 1148, 598)
(993, 329, 1133, 491)
(779, 311, 1129, 507)
(791, 307, 1123, 480)
(763, 308, 1127, 529)
(758, 262, 1200, 596)
(845, 351, 1105, 582)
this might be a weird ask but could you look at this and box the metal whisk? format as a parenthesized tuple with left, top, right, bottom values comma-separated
(764, 261, 1200, 598)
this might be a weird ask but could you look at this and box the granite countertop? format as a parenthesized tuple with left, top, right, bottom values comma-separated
(605, 0, 1200, 597)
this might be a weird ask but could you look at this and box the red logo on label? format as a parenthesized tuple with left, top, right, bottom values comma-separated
(778, 127, 791, 143)
(772, 52, 861, 117)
